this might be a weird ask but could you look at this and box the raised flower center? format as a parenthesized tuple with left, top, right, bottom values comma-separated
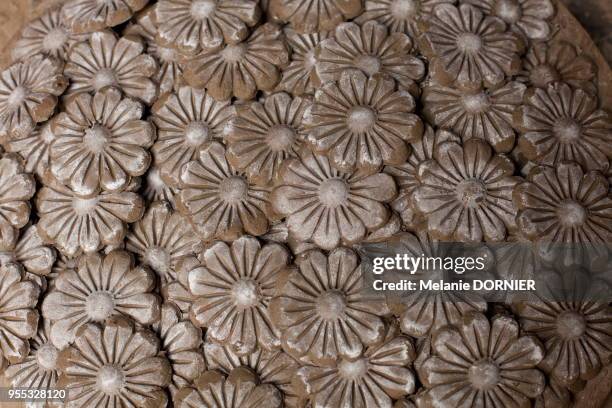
(338, 358, 368, 379)
(221, 44, 246, 63)
(219, 176, 249, 203)
(461, 92, 490, 114)
(529, 64, 561, 88)
(147, 167, 166, 189)
(556, 310, 587, 340)
(184, 121, 210, 146)
(231, 279, 261, 308)
(556, 200, 587, 227)
(456, 179, 487, 208)
(468, 360, 500, 390)
(457, 33, 483, 54)
(43, 27, 68, 51)
(347, 106, 377, 133)
(72, 196, 99, 215)
(157, 46, 177, 63)
(97, 365, 125, 395)
(83, 124, 110, 153)
(353, 54, 381, 76)
(494, 0, 522, 23)
(316, 290, 346, 320)
(93, 68, 117, 91)
(36, 343, 59, 371)
(41, 124, 56, 143)
(7, 86, 27, 107)
(389, 0, 419, 19)
(190, 0, 216, 19)
(144, 246, 170, 274)
(303, 49, 317, 69)
(266, 125, 296, 152)
(553, 118, 582, 143)
(318, 178, 349, 208)
(86, 291, 115, 321)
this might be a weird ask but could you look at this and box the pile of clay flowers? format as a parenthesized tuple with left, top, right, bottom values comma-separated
(0, 0, 610, 407)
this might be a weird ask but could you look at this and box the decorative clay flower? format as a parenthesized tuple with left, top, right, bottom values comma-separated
(0, 55, 66, 139)
(51, 88, 154, 197)
(61, 0, 148, 33)
(514, 82, 612, 172)
(317, 21, 426, 91)
(384, 126, 460, 229)
(184, 23, 289, 101)
(295, 324, 416, 408)
(64, 30, 158, 104)
(419, 4, 524, 89)
(178, 141, 271, 241)
(462, 0, 555, 40)
(413, 139, 521, 242)
(305, 70, 423, 173)
(514, 162, 612, 268)
(156, 0, 261, 54)
(0, 155, 36, 251)
(270, 248, 390, 367)
(517, 41, 597, 92)
(0, 263, 39, 365)
(188, 237, 289, 355)
(225, 92, 310, 186)
(417, 312, 545, 408)
(272, 149, 397, 250)
(127, 201, 202, 284)
(142, 166, 178, 207)
(12, 7, 88, 61)
(356, 0, 455, 38)
(154, 303, 205, 397)
(275, 29, 331, 96)
(57, 317, 171, 407)
(175, 368, 283, 408)
(204, 340, 302, 408)
(0, 225, 56, 276)
(36, 177, 144, 257)
(3, 121, 55, 179)
(41, 250, 160, 349)
(422, 81, 526, 153)
(152, 86, 233, 185)
(268, 0, 362, 34)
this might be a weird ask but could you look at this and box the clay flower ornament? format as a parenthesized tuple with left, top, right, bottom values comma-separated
(64, 30, 158, 105)
(514, 82, 612, 172)
(225, 92, 311, 186)
(419, 4, 524, 89)
(57, 316, 171, 407)
(384, 126, 460, 230)
(0, 55, 67, 140)
(514, 162, 612, 269)
(12, 7, 88, 61)
(417, 312, 545, 408)
(175, 368, 283, 408)
(413, 139, 522, 242)
(275, 29, 331, 96)
(0, 225, 56, 277)
(268, 0, 362, 34)
(142, 166, 178, 207)
(422, 80, 526, 153)
(154, 303, 206, 397)
(50, 88, 154, 197)
(0, 263, 40, 366)
(188, 236, 290, 355)
(127, 201, 202, 284)
(178, 141, 271, 241)
(0, 155, 36, 251)
(3, 321, 63, 398)
(61, 0, 148, 33)
(517, 41, 597, 92)
(270, 248, 390, 367)
(41, 250, 160, 349)
(272, 149, 397, 250)
(184, 23, 289, 101)
(156, 0, 260, 54)
(295, 324, 416, 408)
(462, 0, 555, 40)
(4, 121, 56, 179)
(151, 86, 233, 185)
(356, 0, 456, 38)
(316, 21, 426, 91)
(305, 70, 424, 174)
